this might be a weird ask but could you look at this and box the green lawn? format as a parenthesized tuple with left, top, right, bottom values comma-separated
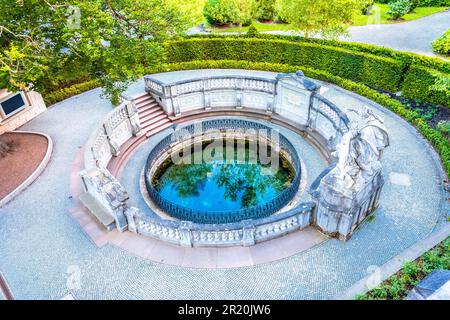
(351, 4, 449, 26)
(212, 4, 449, 33)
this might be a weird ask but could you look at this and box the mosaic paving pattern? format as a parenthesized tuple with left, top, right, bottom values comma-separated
(0, 71, 446, 299)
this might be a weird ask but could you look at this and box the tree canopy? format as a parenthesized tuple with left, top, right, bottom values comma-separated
(276, 0, 363, 38)
(0, 0, 199, 103)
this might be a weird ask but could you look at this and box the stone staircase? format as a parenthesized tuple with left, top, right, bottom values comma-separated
(134, 93, 172, 137)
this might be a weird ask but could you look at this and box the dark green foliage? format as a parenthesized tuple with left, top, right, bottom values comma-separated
(166, 38, 404, 91)
(254, 0, 276, 21)
(182, 34, 450, 107)
(43, 79, 100, 106)
(246, 24, 260, 37)
(418, 0, 450, 6)
(402, 65, 450, 107)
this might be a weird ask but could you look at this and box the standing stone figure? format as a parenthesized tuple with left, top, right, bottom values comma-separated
(329, 107, 389, 192)
(311, 106, 389, 240)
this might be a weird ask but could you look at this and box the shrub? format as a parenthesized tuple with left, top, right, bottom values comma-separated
(246, 23, 259, 37)
(362, 0, 375, 14)
(254, 0, 276, 21)
(437, 120, 450, 138)
(419, 0, 450, 6)
(182, 34, 450, 108)
(409, 0, 421, 11)
(387, 0, 411, 20)
(43, 79, 100, 106)
(432, 29, 450, 55)
(203, 0, 240, 26)
(0, 138, 17, 159)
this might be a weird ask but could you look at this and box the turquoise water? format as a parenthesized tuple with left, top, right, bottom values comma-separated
(152, 141, 294, 213)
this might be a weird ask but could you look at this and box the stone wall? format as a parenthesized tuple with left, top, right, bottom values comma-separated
(0, 90, 47, 135)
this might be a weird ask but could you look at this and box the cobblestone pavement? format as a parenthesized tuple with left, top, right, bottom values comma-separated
(0, 71, 446, 299)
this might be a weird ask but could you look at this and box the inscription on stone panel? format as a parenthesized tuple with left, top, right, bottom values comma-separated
(210, 91, 236, 107)
(179, 93, 203, 112)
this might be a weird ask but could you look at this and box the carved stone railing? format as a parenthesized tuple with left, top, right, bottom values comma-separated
(84, 100, 141, 170)
(79, 70, 388, 244)
(128, 201, 314, 247)
(145, 71, 349, 156)
(145, 75, 277, 116)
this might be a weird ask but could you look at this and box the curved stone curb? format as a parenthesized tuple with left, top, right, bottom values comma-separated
(336, 223, 450, 300)
(0, 131, 53, 208)
(0, 272, 14, 300)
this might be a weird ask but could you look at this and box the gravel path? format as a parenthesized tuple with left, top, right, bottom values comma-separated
(0, 72, 447, 299)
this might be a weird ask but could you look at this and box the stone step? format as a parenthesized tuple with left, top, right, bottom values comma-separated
(140, 112, 170, 128)
(139, 111, 166, 124)
(145, 121, 173, 138)
(133, 93, 151, 104)
(141, 116, 171, 130)
(134, 97, 156, 108)
(136, 101, 159, 111)
(145, 121, 174, 138)
(137, 105, 161, 117)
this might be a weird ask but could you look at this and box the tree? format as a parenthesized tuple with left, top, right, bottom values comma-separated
(254, 0, 276, 21)
(0, 0, 196, 104)
(203, 0, 240, 25)
(276, 0, 364, 39)
(236, 0, 254, 32)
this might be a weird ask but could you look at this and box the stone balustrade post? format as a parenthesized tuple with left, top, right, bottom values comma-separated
(242, 219, 256, 246)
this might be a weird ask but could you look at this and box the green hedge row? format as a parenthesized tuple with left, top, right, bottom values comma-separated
(166, 38, 405, 92)
(148, 59, 450, 177)
(402, 65, 449, 106)
(43, 79, 100, 106)
(179, 35, 450, 107)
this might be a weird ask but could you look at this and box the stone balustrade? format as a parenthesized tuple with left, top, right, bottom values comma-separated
(80, 69, 388, 245)
(84, 99, 141, 169)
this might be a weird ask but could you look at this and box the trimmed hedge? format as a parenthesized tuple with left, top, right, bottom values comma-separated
(179, 35, 450, 107)
(146, 59, 450, 177)
(402, 65, 449, 106)
(43, 79, 100, 106)
(166, 38, 405, 92)
(432, 28, 450, 55)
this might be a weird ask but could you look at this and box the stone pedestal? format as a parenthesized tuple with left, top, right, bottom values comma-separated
(311, 171, 384, 240)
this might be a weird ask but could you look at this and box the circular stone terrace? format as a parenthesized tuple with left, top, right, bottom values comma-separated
(0, 69, 447, 300)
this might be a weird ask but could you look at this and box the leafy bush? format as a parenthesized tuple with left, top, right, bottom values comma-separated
(246, 23, 259, 37)
(437, 121, 450, 137)
(432, 29, 450, 55)
(254, 0, 276, 21)
(203, 0, 240, 25)
(418, 0, 450, 6)
(409, 0, 421, 11)
(362, 0, 375, 14)
(43, 79, 100, 106)
(387, 0, 411, 20)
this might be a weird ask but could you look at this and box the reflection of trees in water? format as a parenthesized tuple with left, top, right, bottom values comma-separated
(157, 144, 295, 208)
(162, 163, 211, 198)
(214, 163, 287, 208)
